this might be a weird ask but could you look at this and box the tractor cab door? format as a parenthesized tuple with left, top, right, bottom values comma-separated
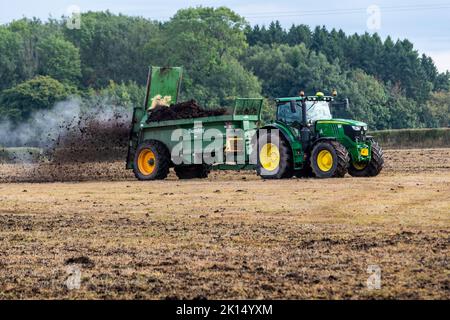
(276, 101, 303, 138)
(276, 101, 303, 126)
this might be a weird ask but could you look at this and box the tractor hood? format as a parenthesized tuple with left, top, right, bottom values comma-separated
(315, 119, 367, 127)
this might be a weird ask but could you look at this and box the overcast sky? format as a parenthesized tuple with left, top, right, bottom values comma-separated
(1, 0, 449, 72)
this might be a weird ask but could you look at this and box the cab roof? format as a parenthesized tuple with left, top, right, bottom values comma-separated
(276, 96, 334, 103)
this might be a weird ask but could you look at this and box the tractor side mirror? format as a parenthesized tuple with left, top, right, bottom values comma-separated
(331, 98, 350, 110)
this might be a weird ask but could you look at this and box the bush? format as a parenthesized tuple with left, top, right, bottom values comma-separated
(0, 76, 77, 121)
(371, 128, 450, 149)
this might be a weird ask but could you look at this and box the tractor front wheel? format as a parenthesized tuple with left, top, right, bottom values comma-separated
(348, 140, 384, 177)
(133, 140, 170, 181)
(310, 141, 349, 178)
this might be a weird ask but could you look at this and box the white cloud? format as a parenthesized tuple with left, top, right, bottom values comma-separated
(427, 51, 450, 73)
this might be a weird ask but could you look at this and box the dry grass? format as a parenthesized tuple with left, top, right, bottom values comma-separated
(0, 149, 449, 299)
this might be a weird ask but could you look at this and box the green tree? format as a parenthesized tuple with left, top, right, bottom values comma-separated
(243, 44, 342, 98)
(147, 7, 261, 106)
(7, 18, 50, 83)
(64, 11, 160, 88)
(92, 80, 146, 109)
(386, 93, 421, 129)
(426, 91, 450, 127)
(0, 27, 24, 90)
(0, 76, 76, 121)
(37, 35, 81, 85)
(287, 24, 311, 47)
(434, 71, 450, 92)
(267, 21, 286, 44)
(339, 70, 389, 130)
(0, 11, 447, 129)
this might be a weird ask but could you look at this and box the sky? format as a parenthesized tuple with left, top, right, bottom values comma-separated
(1, 0, 450, 72)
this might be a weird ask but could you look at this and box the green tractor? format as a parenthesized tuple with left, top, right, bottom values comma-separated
(254, 91, 384, 179)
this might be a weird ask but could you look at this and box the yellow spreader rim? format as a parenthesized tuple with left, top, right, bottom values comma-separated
(317, 150, 333, 172)
(137, 149, 156, 176)
(353, 162, 368, 170)
(259, 143, 280, 171)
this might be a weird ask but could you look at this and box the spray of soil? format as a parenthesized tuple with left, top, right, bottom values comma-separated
(49, 109, 130, 164)
(0, 98, 230, 182)
(0, 98, 132, 164)
(148, 100, 228, 122)
(0, 98, 133, 182)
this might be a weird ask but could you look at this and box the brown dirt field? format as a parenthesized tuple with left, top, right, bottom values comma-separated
(0, 149, 449, 299)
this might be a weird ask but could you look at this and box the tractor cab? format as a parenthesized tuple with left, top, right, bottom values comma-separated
(275, 92, 335, 128)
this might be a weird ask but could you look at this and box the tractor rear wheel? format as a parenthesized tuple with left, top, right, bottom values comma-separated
(348, 140, 384, 177)
(310, 140, 349, 178)
(133, 140, 170, 181)
(256, 131, 293, 179)
(175, 165, 210, 179)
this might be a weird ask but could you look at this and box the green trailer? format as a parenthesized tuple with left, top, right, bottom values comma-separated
(126, 66, 264, 180)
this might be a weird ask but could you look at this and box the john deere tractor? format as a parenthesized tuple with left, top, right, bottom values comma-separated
(254, 92, 384, 179)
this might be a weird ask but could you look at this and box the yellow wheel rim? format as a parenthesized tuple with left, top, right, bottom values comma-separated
(137, 149, 156, 175)
(317, 150, 333, 172)
(259, 143, 280, 171)
(353, 162, 367, 170)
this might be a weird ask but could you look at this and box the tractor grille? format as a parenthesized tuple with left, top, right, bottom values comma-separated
(343, 125, 366, 142)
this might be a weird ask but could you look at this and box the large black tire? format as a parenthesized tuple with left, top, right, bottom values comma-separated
(348, 140, 384, 177)
(310, 140, 349, 178)
(133, 140, 170, 181)
(256, 130, 293, 179)
(175, 165, 210, 179)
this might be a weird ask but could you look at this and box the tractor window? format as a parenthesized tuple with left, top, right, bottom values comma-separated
(277, 102, 302, 125)
(306, 101, 332, 122)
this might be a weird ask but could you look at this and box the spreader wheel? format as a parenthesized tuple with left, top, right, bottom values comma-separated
(133, 140, 170, 181)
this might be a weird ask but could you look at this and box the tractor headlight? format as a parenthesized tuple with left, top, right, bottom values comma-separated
(352, 126, 362, 131)
(360, 148, 369, 156)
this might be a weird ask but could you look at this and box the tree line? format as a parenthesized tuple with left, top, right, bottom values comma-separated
(0, 7, 448, 129)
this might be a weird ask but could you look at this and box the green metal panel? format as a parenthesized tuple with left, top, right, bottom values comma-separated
(126, 66, 183, 169)
(316, 118, 366, 127)
(140, 114, 258, 129)
(137, 116, 260, 168)
(146, 66, 183, 109)
(233, 98, 264, 120)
